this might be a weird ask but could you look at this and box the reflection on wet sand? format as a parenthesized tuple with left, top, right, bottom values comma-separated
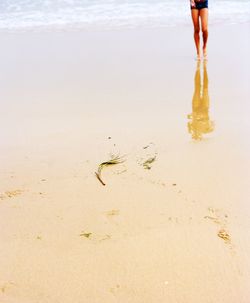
(188, 61, 214, 140)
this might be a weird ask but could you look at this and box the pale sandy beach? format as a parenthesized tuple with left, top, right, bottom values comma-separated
(0, 23, 250, 303)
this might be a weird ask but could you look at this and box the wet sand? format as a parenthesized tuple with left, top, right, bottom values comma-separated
(0, 24, 250, 302)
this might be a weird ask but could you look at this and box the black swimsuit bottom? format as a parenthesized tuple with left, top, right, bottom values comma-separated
(191, 0, 208, 10)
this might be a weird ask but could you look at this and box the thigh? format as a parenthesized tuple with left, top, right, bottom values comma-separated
(191, 9, 200, 30)
(200, 8, 208, 31)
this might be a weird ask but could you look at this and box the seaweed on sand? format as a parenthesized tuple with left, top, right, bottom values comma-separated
(80, 232, 92, 238)
(95, 155, 125, 186)
(143, 156, 156, 170)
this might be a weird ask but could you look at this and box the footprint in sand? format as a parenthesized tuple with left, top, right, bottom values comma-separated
(204, 207, 232, 246)
(0, 190, 23, 201)
(80, 211, 119, 239)
(105, 209, 120, 217)
(110, 284, 121, 295)
(217, 229, 231, 244)
(0, 281, 16, 294)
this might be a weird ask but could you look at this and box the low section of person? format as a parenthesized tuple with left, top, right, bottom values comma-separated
(190, 0, 209, 60)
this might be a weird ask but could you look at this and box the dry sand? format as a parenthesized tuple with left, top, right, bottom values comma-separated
(0, 24, 250, 303)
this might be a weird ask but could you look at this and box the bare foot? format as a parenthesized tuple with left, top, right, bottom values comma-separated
(196, 48, 201, 61)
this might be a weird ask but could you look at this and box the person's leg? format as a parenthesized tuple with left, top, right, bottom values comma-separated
(200, 8, 208, 57)
(191, 9, 201, 59)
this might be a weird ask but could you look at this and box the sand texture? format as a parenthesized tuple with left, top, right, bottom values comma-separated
(0, 24, 250, 303)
